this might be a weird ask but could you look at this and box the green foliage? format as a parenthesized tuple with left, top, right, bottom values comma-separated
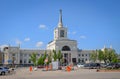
(52, 50, 57, 61)
(90, 48, 119, 64)
(103, 48, 109, 63)
(31, 50, 63, 66)
(108, 49, 118, 63)
(43, 51, 47, 61)
(37, 56, 44, 65)
(48, 51, 52, 64)
(57, 50, 63, 62)
(37, 51, 48, 65)
(30, 52, 37, 66)
(98, 50, 104, 62)
(90, 50, 97, 62)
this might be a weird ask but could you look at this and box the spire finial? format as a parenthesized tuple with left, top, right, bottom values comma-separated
(58, 9, 63, 27)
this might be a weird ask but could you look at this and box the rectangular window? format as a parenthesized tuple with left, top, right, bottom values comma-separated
(78, 58, 81, 63)
(24, 59, 26, 64)
(64, 53, 68, 57)
(24, 54, 27, 57)
(12, 54, 15, 56)
(20, 54, 23, 56)
(60, 30, 64, 37)
(29, 60, 31, 63)
(82, 54, 84, 57)
(82, 58, 84, 63)
(29, 54, 31, 56)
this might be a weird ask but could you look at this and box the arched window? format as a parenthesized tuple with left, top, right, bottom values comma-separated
(62, 46, 71, 51)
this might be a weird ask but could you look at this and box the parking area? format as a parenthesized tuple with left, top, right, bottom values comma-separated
(0, 67, 120, 79)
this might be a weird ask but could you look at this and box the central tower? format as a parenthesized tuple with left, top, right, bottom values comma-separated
(54, 9, 67, 40)
(47, 10, 77, 52)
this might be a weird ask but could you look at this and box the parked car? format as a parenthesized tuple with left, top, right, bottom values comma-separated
(0, 67, 9, 75)
(37, 66, 44, 69)
(84, 63, 100, 69)
(106, 63, 120, 69)
(100, 63, 107, 68)
(77, 63, 84, 68)
(84, 63, 91, 69)
(3, 67, 11, 73)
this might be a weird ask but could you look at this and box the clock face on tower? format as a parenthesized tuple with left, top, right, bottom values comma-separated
(60, 30, 64, 37)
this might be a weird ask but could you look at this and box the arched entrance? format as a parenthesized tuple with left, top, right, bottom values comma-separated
(62, 46, 71, 66)
(62, 46, 71, 51)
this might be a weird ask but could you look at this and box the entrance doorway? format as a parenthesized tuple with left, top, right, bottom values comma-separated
(72, 58, 76, 65)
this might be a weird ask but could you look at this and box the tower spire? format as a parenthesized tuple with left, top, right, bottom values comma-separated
(58, 9, 63, 27)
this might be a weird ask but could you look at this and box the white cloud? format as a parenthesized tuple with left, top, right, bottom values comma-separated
(68, 31, 77, 35)
(36, 41, 43, 48)
(72, 31, 76, 35)
(24, 38, 30, 42)
(80, 35, 86, 39)
(16, 39, 22, 45)
(39, 24, 47, 29)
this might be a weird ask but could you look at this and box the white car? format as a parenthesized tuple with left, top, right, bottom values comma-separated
(77, 63, 84, 68)
(0, 67, 9, 75)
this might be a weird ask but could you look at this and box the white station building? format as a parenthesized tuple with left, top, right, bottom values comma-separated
(1, 10, 107, 65)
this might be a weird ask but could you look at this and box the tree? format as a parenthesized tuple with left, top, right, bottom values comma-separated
(102, 48, 109, 64)
(57, 50, 63, 66)
(57, 50, 63, 62)
(43, 51, 47, 61)
(37, 51, 48, 65)
(108, 49, 117, 63)
(102, 48, 119, 63)
(30, 53, 37, 66)
(90, 50, 97, 63)
(112, 54, 119, 63)
(92, 48, 119, 64)
(37, 56, 44, 65)
(52, 50, 57, 61)
(48, 51, 52, 64)
(98, 49, 104, 63)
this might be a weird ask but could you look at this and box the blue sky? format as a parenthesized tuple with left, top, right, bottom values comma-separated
(0, 0, 120, 53)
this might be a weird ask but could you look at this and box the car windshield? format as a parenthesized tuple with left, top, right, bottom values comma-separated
(4, 67, 9, 69)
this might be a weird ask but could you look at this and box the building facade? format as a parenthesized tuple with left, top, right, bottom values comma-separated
(1, 10, 107, 65)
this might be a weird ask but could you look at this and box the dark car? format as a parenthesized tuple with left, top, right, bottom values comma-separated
(84, 63, 100, 69)
(100, 63, 107, 68)
(106, 63, 120, 69)
(37, 66, 44, 69)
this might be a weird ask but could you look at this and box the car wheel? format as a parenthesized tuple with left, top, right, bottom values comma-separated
(8, 71, 10, 73)
(1, 72, 5, 75)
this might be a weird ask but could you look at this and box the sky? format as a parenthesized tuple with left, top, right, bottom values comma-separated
(0, 0, 120, 53)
